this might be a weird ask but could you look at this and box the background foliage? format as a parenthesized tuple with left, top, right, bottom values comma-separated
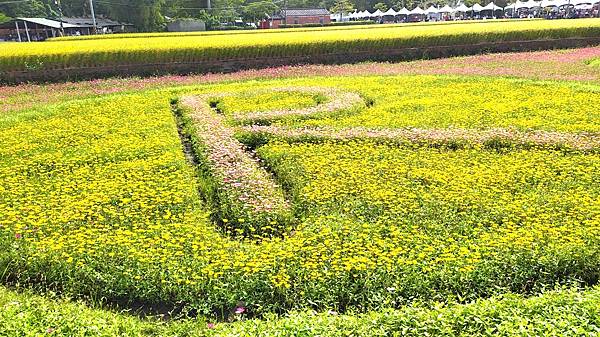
(0, 0, 512, 31)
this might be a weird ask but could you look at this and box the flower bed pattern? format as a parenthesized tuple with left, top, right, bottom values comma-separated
(1, 75, 600, 321)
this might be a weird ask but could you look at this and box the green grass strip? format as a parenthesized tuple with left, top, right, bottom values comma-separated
(1, 286, 600, 336)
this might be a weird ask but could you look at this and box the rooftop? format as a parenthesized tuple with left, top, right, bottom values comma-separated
(283, 8, 331, 16)
(0, 17, 132, 29)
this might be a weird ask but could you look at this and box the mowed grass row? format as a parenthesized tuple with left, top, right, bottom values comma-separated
(2, 285, 600, 336)
(1, 19, 600, 73)
(1, 76, 600, 318)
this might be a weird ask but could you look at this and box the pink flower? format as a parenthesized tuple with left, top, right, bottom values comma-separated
(207, 323, 216, 329)
(234, 306, 246, 314)
(14, 233, 22, 239)
(46, 328, 55, 334)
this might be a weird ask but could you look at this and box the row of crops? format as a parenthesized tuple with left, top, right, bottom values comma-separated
(1, 75, 599, 322)
(48, 19, 526, 41)
(1, 19, 600, 75)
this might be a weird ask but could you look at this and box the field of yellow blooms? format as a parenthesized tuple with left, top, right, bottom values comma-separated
(1, 19, 600, 75)
(1, 74, 600, 323)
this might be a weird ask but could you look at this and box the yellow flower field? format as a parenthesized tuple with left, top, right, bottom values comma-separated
(1, 19, 600, 73)
(1, 74, 599, 319)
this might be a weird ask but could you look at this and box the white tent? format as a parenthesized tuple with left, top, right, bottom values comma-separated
(383, 8, 398, 15)
(331, 12, 352, 20)
(524, 0, 541, 7)
(410, 6, 426, 14)
(398, 7, 411, 14)
(358, 10, 372, 18)
(371, 9, 384, 16)
(511, 0, 529, 9)
(472, 3, 484, 11)
(438, 4, 455, 12)
(482, 2, 503, 10)
(454, 3, 472, 11)
(425, 5, 439, 13)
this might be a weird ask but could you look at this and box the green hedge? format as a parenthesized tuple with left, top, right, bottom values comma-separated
(2, 285, 600, 336)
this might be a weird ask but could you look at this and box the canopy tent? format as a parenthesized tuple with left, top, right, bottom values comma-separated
(454, 3, 472, 11)
(572, 0, 593, 5)
(410, 6, 426, 14)
(371, 9, 384, 16)
(357, 10, 371, 18)
(540, 0, 558, 6)
(383, 8, 398, 15)
(472, 3, 484, 10)
(398, 7, 411, 14)
(510, 0, 529, 9)
(481, 2, 503, 10)
(15, 17, 80, 29)
(425, 5, 439, 13)
(524, 0, 542, 7)
(438, 4, 455, 12)
(331, 12, 352, 20)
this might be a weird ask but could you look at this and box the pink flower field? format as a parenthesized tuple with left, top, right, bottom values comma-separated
(2, 46, 599, 114)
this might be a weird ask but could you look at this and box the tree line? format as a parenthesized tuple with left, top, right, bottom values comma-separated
(0, 0, 508, 31)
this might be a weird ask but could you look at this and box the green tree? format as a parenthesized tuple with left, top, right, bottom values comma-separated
(0, 11, 10, 24)
(0, 0, 53, 17)
(373, 2, 387, 11)
(393, 0, 415, 9)
(104, 0, 166, 31)
(242, 1, 278, 23)
(330, 0, 354, 20)
(210, 0, 243, 24)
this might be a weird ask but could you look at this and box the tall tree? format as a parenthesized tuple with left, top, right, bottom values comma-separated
(330, 0, 354, 20)
(0, 11, 10, 23)
(373, 2, 387, 11)
(0, 0, 54, 17)
(105, 0, 166, 31)
(211, 0, 243, 23)
(242, 1, 278, 23)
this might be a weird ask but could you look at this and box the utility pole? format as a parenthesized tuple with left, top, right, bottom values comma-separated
(54, 0, 65, 37)
(89, 0, 98, 33)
